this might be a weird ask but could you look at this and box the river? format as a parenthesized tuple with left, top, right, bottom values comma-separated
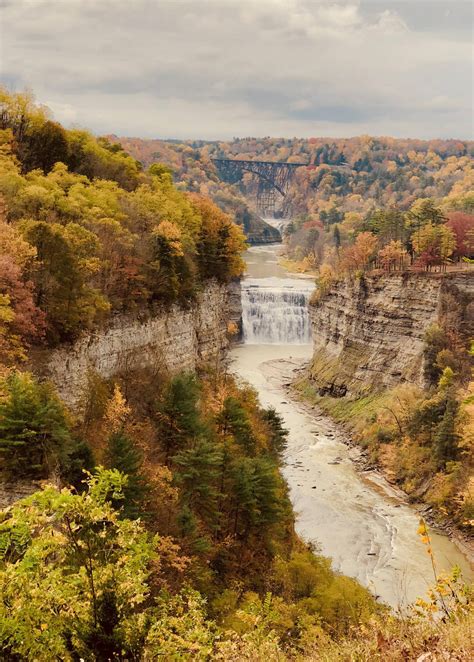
(230, 243, 473, 609)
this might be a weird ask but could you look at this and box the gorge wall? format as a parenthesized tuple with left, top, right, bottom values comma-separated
(309, 271, 474, 397)
(33, 281, 241, 413)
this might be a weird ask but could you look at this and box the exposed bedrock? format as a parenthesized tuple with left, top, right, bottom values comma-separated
(309, 271, 474, 396)
(32, 281, 239, 413)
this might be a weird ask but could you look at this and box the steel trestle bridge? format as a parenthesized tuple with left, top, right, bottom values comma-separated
(212, 158, 307, 216)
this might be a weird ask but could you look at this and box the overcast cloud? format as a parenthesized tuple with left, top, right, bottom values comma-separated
(1, 0, 472, 139)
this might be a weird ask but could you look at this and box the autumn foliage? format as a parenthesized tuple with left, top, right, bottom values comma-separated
(0, 88, 246, 355)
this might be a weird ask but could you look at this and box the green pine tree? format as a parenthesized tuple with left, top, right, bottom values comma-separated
(104, 431, 149, 519)
(63, 439, 95, 492)
(157, 373, 205, 463)
(229, 456, 288, 540)
(229, 457, 259, 537)
(0, 371, 72, 479)
(173, 437, 223, 528)
(217, 396, 256, 455)
(262, 407, 289, 458)
(252, 457, 285, 528)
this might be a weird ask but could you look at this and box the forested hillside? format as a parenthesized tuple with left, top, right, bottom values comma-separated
(208, 136, 472, 215)
(0, 89, 245, 356)
(117, 134, 473, 219)
(112, 135, 280, 244)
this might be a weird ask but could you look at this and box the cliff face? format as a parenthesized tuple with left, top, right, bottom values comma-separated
(309, 271, 474, 397)
(227, 279, 244, 338)
(244, 217, 281, 245)
(34, 282, 237, 412)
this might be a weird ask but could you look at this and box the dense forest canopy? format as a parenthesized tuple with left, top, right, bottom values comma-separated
(117, 134, 473, 217)
(117, 132, 473, 277)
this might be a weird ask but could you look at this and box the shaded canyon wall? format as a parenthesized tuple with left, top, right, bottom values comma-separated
(309, 271, 474, 397)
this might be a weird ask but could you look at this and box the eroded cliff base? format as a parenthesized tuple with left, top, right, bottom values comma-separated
(304, 268, 474, 545)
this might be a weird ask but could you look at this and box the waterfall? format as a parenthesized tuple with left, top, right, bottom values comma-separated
(241, 277, 313, 344)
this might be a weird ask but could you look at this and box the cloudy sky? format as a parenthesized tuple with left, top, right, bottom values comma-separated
(1, 0, 472, 140)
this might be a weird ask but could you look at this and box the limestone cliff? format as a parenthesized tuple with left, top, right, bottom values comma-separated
(32, 281, 237, 412)
(309, 271, 474, 396)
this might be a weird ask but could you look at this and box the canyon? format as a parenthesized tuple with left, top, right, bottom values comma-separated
(231, 245, 473, 607)
(3, 243, 473, 605)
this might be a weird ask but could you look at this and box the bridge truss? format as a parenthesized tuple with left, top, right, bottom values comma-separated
(212, 158, 307, 217)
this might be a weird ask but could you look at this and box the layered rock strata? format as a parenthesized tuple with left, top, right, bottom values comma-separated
(34, 282, 235, 412)
(309, 271, 474, 396)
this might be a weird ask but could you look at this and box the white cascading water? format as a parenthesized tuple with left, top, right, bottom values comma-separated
(241, 276, 314, 344)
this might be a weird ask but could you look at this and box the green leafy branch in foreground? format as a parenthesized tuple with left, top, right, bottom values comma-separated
(0, 469, 156, 660)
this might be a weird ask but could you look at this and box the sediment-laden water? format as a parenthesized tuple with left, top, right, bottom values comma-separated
(230, 243, 473, 608)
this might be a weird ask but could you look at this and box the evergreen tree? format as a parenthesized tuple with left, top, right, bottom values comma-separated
(333, 224, 341, 249)
(217, 396, 256, 455)
(229, 456, 284, 540)
(104, 431, 149, 519)
(173, 438, 223, 529)
(0, 371, 71, 478)
(434, 395, 459, 468)
(229, 457, 258, 537)
(63, 439, 95, 492)
(262, 407, 289, 458)
(407, 198, 445, 228)
(82, 587, 125, 661)
(252, 457, 285, 528)
(368, 207, 405, 243)
(157, 373, 204, 463)
(327, 207, 342, 225)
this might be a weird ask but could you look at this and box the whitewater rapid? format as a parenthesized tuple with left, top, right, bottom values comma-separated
(242, 277, 313, 344)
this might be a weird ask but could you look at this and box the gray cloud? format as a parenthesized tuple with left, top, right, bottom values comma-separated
(0, 0, 472, 139)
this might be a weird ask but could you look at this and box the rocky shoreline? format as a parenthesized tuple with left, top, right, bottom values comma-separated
(284, 363, 474, 569)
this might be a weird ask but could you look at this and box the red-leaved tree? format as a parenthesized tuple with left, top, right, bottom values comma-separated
(445, 212, 474, 260)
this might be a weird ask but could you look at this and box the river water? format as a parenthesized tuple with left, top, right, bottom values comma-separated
(230, 243, 473, 608)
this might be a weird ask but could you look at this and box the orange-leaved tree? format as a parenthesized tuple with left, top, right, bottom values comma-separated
(0, 203, 45, 363)
(340, 231, 377, 273)
(378, 240, 408, 272)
